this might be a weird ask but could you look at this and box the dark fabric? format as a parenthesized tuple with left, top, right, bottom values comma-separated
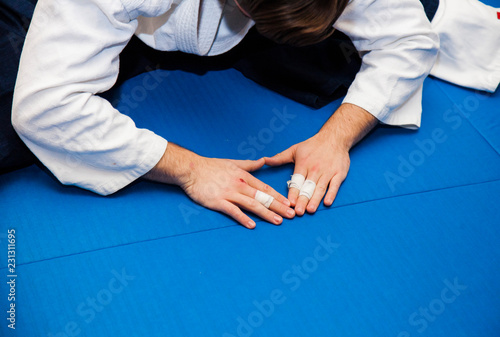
(116, 28, 361, 109)
(0, 0, 38, 174)
(225, 0, 439, 108)
(117, 0, 439, 109)
(232, 29, 361, 108)
(421, 0, 440, 21)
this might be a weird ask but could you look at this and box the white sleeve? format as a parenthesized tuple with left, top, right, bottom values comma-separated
(334, 0, 439, 129)
(12, 0, 172, 195)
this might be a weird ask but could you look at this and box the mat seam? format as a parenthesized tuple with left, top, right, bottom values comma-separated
(3, 178, 499, 270)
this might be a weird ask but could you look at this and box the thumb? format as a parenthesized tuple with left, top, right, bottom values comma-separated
(264, 145, 296, 166)
(231, 157, 265, 172)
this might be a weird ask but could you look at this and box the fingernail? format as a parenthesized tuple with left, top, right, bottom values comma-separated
(296, 207, 303, 214)
(287, 209, 295, 217)
(274, 215, 282, 223)
(284, 199, 291, 206)
(248, 220, 256, 228)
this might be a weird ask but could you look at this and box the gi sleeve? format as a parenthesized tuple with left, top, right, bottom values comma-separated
(334, 0, 439, 128)
(12, 0, 172, 195)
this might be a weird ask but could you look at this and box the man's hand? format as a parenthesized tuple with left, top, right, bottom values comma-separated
(143, 143, 295, 229)
(264, 103, 378, 216)
(264, 133, 350, 215)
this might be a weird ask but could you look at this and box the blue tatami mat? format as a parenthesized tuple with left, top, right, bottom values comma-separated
(1, 70, 500, 268)
(1, 180, 499, 337)
(434, 79, 500, 155)
(1, 36, 500, 336)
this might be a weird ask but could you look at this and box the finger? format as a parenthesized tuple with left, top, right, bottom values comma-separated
(295, 171, 320, 216)
(269, 197, 295, 219)
(236, 179, 294, 218)
(324, 173, 347, 207)
(217, 200, 256, 229)
(238, 181, 295, 219)
(264, 145, 296, 166)
(231, 194, 283, 225)
(287, 168, 307, 208)
(306, 176, 330, 214)
(231, 157, 265, 172)
(244, 173, 291, 207)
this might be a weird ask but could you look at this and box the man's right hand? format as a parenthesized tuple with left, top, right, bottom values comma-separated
(143, 143, 295, 229)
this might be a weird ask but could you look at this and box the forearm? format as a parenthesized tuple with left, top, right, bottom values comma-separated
(143, 142, 199, 187)
(318, 103, 378, 151)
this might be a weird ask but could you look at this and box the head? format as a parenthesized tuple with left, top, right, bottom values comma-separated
(236, 0, 349, 47)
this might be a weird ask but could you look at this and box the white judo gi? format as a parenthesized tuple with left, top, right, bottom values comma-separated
(11, 0, 500, 195)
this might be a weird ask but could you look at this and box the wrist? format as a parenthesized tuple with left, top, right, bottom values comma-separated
(316, 128, 351, 153)
(319, 103, 377, 151)
(143, 142, 200, 186)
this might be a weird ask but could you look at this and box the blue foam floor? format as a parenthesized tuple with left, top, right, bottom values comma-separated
(1, 64, 499, 335)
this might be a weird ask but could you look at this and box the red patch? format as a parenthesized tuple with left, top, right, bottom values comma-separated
(498, 12, 500, 20)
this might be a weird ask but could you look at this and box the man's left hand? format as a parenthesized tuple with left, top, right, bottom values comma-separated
(264, 103, 378, 216)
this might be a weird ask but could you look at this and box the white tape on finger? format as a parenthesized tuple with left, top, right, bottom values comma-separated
(287, 173, 305, 190)
(299, 180, 316, 200)
(255, 190, 274, 209)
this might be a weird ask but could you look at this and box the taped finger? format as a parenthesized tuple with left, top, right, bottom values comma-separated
(255, 190, 274, 209)
(299, 179, 316, 200)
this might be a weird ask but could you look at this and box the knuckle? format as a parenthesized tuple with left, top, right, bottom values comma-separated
(227, 162, 239, 172)
(296, 198, 306, 206)
(330, 178, 341, 187)
(273, 203, 286, 213)
(309, 164, 320, 173)
(226, 203, 239, 215)
(266, 210, 277, 219)
(221, 203, 233, 214)
(236, 213, 247, 223)
(248, 199, 259, 208)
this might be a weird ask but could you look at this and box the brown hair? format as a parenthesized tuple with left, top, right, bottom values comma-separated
(239, 0, 350, 47)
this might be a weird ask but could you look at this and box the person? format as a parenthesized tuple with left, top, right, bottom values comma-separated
(5, 0, 500, 228)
